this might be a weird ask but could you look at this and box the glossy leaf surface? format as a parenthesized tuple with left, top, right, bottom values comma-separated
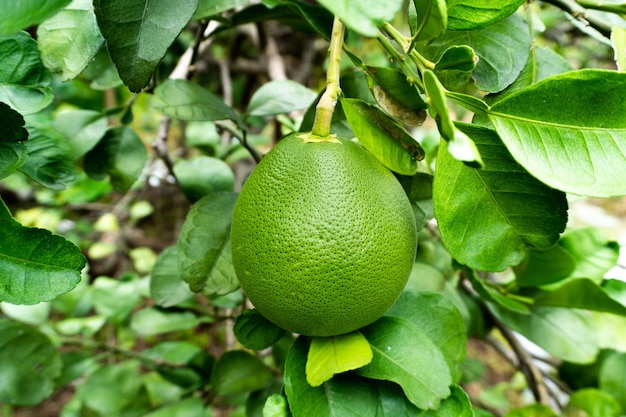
(446, 0, 526, 30)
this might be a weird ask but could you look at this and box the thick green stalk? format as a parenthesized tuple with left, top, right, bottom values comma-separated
(311, 17, 345, 138)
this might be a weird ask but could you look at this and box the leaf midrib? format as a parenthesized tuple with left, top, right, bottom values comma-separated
(490, 111, 626, 131)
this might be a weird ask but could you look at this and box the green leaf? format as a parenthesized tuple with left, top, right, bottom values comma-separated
(144, 398, 205, 417)
(446, 0, 526, 30)
(82, 46, 123, 90)
(152, 79, 245, 130)
(492, 305, 599, 363)
(173, 156, 235, 203)
(566, 388, 622, 417)
(370, 380, 421, 415)
(263, 394, 288, 417)
(0, 32, 53, 114)
(489, 69, 626, 197)
(0, 0, 72, 36)
(419, 385, 474, 417)
(130, 307, 203, 336)
(52, 109, 107, 158)
(0, 102, 28, 179)
(433, 123, 567, 271)
(515, 245, 576, 287)
(285, 337, 379, 417)
(599, 352, 626, 410)
(423, 70, 482, 166)
(613, 26, 626, 71)
(248, 79, 317, 116)
(37, 0, 104, 81)
(357, 316, 452, 409)
(177, 192, 239, 295)
(433, 45, 477, 91)
(464, 266, 530, 314)
(233, 309, 286, 350)
(386, 291, 466, 382)
(420, 14, 530, 93)
(534, 279, 626, 315)
(194, 0, 252, 19)
(364, 66, 427, 126)
(91, 276, 141, 323)
(211, 350, 273, 395)
(558, 228, 620, 283)
(504, 404, 558, 417)
(409, 0, 447, 44)
(93, 0, 198, 92)
(0, 319, 62, 405)
(150, 246, 194, 307)
(314, 0, 403, 37)
(305, 332, 373, 387)
(74, 362, 151, 416)
(341, 97, 423, 175)
(84, 126, 147, 192)
(19, 124, 75, 190)
(0, 199, 85, 305)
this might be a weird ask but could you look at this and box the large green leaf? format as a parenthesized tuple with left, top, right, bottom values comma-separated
(194, 0, 251, 19)
(341, 97, 423, 175)
(566, 388, 622, 417)
(152, 79, 245, 130)
(84, 126, 147, 192)
(210, 350, 273, 395)
(446, 0, 526, 30)
(37, 0, 104, 81)
(409, 0, 447, 43)
(233, 309, 286, 350)
(93, 0, 198, 92)
(149, 246, 194, 308)
(419, 13, 530, 92)
(173, 156, 235, 203)
(489, 69, 626, 197)
(558, 227, 620, 283)
(0, 102, 28, 179)
(357, 316, 451, 409)
(306, 332, 373, 387)
(52, 109, 108, 158)
(492, 305, 599, 363)
(284, 337, 379, 417)
(0, 32, 53, 114)
(0, 200, 85, 305)
(433, 123, 567, 271)
(0, 319, 62, 405)
(177, 192, 238, 295)
(514, 245, 576, 287)
(599, 352, 626, 410)
(0, 0, 71, 36)
(386, 291, 466, 382)
(314, 0, 403, 37)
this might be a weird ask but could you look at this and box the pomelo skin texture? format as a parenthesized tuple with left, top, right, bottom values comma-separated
(231, 133, 418, 336)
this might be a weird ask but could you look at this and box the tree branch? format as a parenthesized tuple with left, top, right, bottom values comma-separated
(542, 0, 613, 38)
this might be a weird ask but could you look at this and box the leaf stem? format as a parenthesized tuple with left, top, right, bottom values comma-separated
(382, 22, 435, 72)
(311, 17, 345, 138)
(376, 34, 424, 90)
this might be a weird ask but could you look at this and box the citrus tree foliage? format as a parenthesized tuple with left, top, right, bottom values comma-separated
(1, 0, 626, 416)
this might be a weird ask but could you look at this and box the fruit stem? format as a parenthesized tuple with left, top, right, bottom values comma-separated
(311, 17, 345, 138)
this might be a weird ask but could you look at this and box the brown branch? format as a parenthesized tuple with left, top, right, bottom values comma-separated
(542, 0, 612, 38)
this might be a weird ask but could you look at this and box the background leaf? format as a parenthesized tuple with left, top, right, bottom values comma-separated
(150, 246, 194, 308)
(0, 0, 71, 36)
(409, 0, 447, 43)
(514, 245, 576, 287)
(210, 350, 273, 395)
(152, 79, 245, 129)
(357, 316, 452, 410)
(52, 109, 108, 158)
(314, 0, 403, 37)
(0, 319, 62, 405)
(558, 228, 620, 283)
(533, 279, 626, 315)
(84, 126, 147, 192)
(233, 309, 286, 350)
(0, 200, 85, 304)
(566, 388, 622, 417)
(285, 337, 379, 417)
(446, 0, 526, 30)
(305, 332, 373, 386)
(37, 0, 104, 81)
(248, 79, 317, 116)
(489, 69, 626, 197)
(599, 352, 626, 410)
(177, 192, 238, 295)
(93, 0, 198, 92)
(341, 97, 423, 175)
(419, 14, 530, 93)
(173, 156, 235, 203)
(433, 123, 567, 271)
(194, 0, 252, 19)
